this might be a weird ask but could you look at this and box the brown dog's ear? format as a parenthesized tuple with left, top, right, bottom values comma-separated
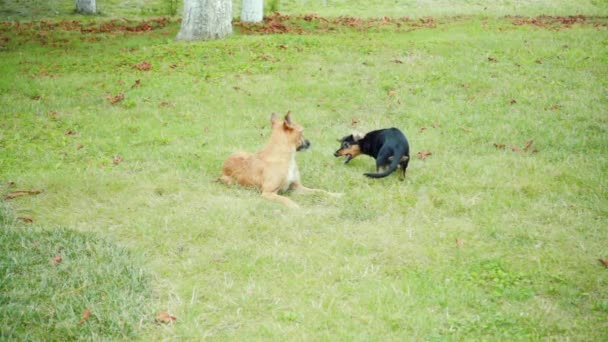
(270, 113, 279, 125)
(283, 111, 294, 130)
(284, 111, 293, 124)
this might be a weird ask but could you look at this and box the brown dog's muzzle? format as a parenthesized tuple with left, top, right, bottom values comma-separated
(297, 139, 311, 151)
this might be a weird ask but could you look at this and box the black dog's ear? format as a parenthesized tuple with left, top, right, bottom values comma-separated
(338, 135, 351, 143)
(352, 132, 365, 141)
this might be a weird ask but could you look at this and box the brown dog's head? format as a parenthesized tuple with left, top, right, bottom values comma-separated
(270, 112, 310, 151)
(334, 132, 364, 163)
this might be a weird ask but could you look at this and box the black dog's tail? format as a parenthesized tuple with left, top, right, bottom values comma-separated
(364, 151, 404, 179)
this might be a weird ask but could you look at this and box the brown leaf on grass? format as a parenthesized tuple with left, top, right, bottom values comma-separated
(417, 151, 432, 160)
(76, 144, 84, 150)
(494, 143, 506, 150)
(488, 57, 498, 63)
(18, 216, 33, 223)
(455, 239, 465, 248)
(169, 64, 178, 69)
(350, 118, 360, 127)
(112, 155, 124, 165)
(51, 255, 62, 266)
(256, 54, 278, 62)
(78, 308, 91, 325)
(155, 311, 176, 324)
(523, 140, 534, 151)
(392, 59, 404, 64)
(545, 104, 561, 111)
(509, 99, 517, 104)
(536, 59, 543, 64)
(65, 130, 76, 136)
(419, 127, 427, 133)
(4, 190, 42, 199)
(511, 146, 521, 152)
(134, 61, 151, 71)
(158, 102, 172, 108)
(599, 259, 608, 268)
(107, 94, 124, 104)
(131, 79, 141, 88)
(387, 90, 397, 97)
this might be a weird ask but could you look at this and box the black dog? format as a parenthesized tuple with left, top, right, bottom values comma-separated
(334, 127, 410, 178)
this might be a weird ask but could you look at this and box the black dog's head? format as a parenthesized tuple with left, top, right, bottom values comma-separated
(334, 133, 363, 163)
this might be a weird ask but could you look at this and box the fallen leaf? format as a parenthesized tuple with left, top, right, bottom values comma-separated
(107, 94, 124, 104)
(131, 79, 141, 88)
(524, 140, 534, 151)
(4, 189, 42, 199)
(112, 155, 124, 165)
(350, 118, 359, 127)
(511, 146, 521, 152)
(18, 216, 33, 223)
(488, 57, 498, 63)
(419, 127, 427, 133)
(155, 311, 176, 323)
(417, 151, 432, 160)
(392, 59, 404, 64)
(76, 144, 84, 150)
(134, 61, 151, 71)
(51, 255, 62, 266)
(169, 64, 178, 69)
(158, 102, 172, 108)
(455, 239, 465, 248)
(65, 130, 76, 136)
(509, 99, 517, 104)
(78, 308, 91, 325)
(387, 90, 397, 97)
(494, 143, 506, 150)
(536, 59, 543, 64)
(599, 259, 608, 267)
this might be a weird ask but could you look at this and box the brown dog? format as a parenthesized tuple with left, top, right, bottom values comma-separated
(219, 112, 338, 208)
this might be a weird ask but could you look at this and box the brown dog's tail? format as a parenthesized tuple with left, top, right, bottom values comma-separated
(364, 151, 404, 179)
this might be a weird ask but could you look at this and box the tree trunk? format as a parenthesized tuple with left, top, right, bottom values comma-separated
(241, 0, 263, 23)
(75, 0, 96, 14)
(177, 0, 232, 41)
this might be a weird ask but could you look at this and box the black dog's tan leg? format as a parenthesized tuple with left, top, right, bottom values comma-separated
(262, 191, 300, 208)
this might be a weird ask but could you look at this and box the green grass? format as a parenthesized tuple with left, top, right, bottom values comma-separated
(0, 204, 154, 339)
(1, 0, 608, 340)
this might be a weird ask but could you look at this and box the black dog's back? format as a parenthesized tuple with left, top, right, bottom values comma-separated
(361, 128, 409, 178)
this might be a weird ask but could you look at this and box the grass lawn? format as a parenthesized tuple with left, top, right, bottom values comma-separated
(1, 0, 607, 339)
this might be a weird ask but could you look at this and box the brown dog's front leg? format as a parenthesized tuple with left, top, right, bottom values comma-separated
(292, 183, 343, 197)
(261, 191, 300, 208)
